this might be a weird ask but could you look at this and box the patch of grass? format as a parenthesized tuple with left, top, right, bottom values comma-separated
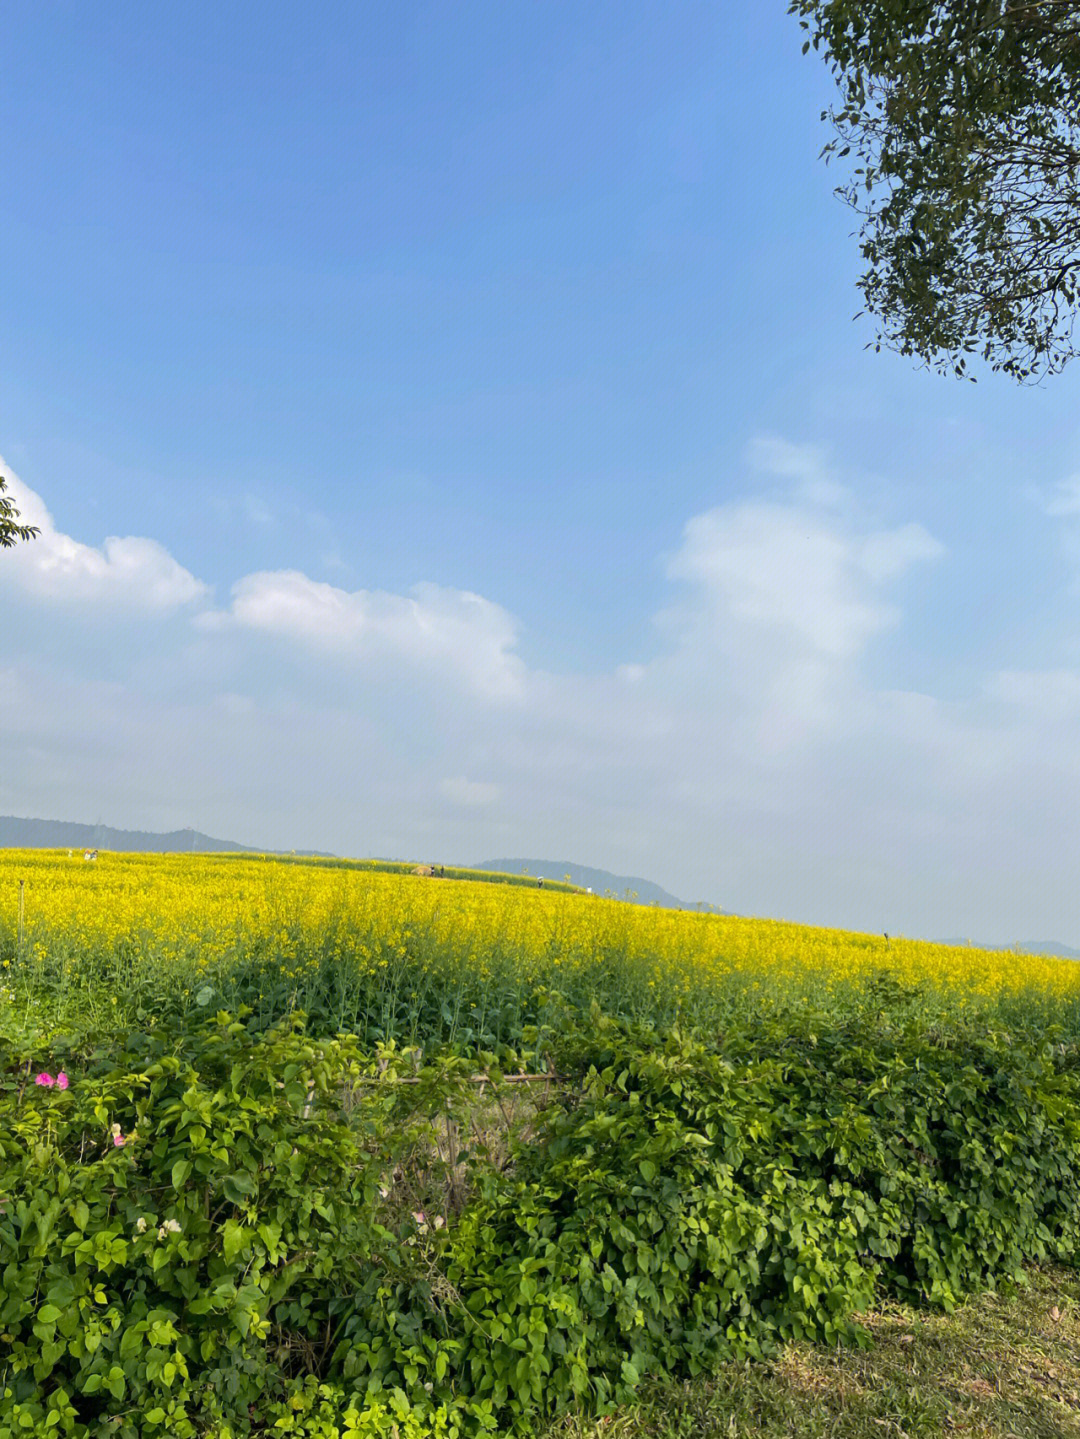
(264, 853, 585, 893)
(544, 1266, 1080, 1439)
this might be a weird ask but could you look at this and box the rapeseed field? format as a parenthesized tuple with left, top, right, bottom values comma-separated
(3, 849, 1078, 1050)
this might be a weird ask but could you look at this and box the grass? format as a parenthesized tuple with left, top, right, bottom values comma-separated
(253, 854, 585, 894)
(545, 1266, 1080, 1439)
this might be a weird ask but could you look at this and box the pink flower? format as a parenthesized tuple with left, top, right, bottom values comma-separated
(113, 1133, 125, 1147)
(34, 1073, 55, 1087)
(55, 1073, 69, 1091)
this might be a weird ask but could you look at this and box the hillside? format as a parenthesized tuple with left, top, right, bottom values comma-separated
(472, 858, 722, 911)
(0, 815, 332, 857)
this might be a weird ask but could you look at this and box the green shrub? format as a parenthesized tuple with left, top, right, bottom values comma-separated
(3, 1005, 1079, 1437)
(438, 1009, 1080, 1421)
(0, 1014, 498, 1438)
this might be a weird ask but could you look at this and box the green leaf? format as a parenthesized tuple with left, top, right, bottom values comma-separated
(222, 1218, 248, 1265)
(223, 1172, 255, 1205)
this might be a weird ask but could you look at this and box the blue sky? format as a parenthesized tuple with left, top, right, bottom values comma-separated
(5, 1, 1080, 944)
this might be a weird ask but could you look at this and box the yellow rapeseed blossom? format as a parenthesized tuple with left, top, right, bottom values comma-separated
(2, 849, 1078, 1020)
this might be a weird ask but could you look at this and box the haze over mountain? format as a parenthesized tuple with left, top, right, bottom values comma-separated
(0, 816, 332, 857)
(472, 859, 722, 912)
(938, 938, 1080, 961)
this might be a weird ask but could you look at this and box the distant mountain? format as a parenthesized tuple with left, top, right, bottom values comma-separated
(1017, 940, 1080, 958)
(472, 859, 722, 912)
(0, 816, 333, 857)
(939, 936, 1080, 960)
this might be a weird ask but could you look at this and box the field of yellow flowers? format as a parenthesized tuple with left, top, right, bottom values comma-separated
(3, 848, 1079, 1050)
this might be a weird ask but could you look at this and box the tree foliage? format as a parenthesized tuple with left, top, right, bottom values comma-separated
(791, 0, 1080, 380)
(0, 474, 38, 549)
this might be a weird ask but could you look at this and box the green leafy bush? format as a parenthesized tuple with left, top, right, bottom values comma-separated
(3, 1005, 1079, 1437)
(439, 1008, 1080, 1422)
(0, 1015, 498, 1437)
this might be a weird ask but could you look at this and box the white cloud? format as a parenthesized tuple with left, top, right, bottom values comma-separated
(747, 435, 847, 507)
(208, 571, 526, 700)
(666, 502, 939, 662)
(0, 459, 207, 609)
(858, 524, 945, 582)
